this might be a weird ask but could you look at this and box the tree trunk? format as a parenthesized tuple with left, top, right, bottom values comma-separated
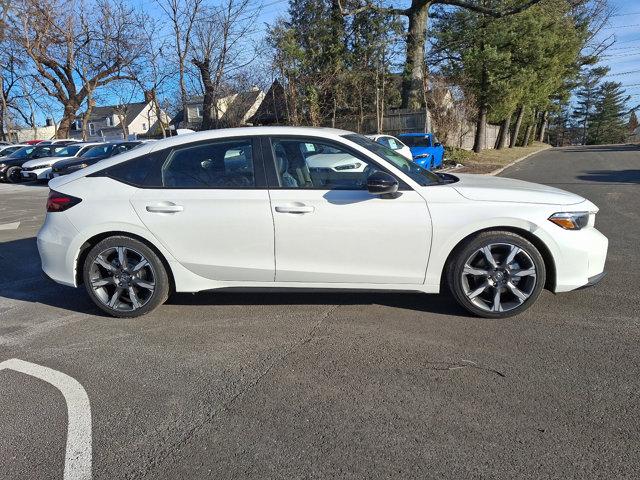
(522, 124, 532, 147)
(537, 110, 548, 142)
(192, 57, 215, 131)
(473, 104, 487, 153)
(57, 101, 80, 138)
(510, 105, 525, 148)
(401, 1, 430, 110)
(496, 114, 512, 150)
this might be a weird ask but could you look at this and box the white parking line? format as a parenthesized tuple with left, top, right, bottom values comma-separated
(0, 358, 92, 480)
(0, 221, 20, 230)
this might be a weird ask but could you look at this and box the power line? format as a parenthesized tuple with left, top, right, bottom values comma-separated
(605, 69, 640, 77)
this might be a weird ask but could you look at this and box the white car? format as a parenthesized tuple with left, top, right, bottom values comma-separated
(21, 143, 102, 181)
(37, 127, 608, 319)
(367, 134, 413, 160)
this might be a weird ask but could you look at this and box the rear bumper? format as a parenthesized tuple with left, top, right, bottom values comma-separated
(37, 212, 79, 287)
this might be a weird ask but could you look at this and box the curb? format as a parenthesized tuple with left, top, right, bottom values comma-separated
(486, 145, 552, 176)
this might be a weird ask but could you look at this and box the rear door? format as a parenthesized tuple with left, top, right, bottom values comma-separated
(130, 137, 275, 282)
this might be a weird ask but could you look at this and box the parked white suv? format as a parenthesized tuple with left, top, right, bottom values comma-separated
(37, 127, 608, 318)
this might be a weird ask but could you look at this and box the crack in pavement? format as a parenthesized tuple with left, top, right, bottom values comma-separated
(133, 304, 341, 480)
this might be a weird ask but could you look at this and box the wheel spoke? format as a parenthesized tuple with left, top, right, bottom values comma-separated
(463, 265, 489, 276)
(117, 247, 127, 269)
(492, 288, 503, 312)
(132, 259, 149, 273)
(511, 268, 536, 278)
(481, 246, 498, 268)
(507, 281, 529, 303)
(468, 281, 489, 299)
(108, 288, 124, 308)
(95, 255, 116, 272)
(91, 277, 114, 287)
(133, 278, 155, 290)
(128, 287, 142, 309)
(505, 245, 521, 265)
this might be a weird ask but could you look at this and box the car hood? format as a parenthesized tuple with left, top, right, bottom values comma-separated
(21, 155, 73, 168)
(451, 173, 585, 205)
(306, 153, 358, 168)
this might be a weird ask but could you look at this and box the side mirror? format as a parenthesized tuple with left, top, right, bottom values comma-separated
(367, 171, 398, 196)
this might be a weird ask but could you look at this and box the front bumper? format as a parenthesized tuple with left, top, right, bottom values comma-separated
(22, 167, 52, 181)
(552, 225, 608, 293)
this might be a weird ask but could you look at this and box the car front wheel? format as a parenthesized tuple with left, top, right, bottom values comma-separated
(83, 236, 170, 318)
(447, 231, 546, 318)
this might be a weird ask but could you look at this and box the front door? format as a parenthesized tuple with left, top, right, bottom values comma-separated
(265, 137, 431, 285)
(130, 137, 275, 282)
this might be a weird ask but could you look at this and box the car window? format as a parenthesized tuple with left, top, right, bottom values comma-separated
(376, 137, 390, 148)
(31, 146, 54, 158)
(399, 136, 431, 148)
(7, 146, 35, 159)
(82, 145, 112, 158)
(343, 134, 441, 186)
(53, 145, 82, 157)
(161, 140, 254, 188)
(386, 137, 401, 150)
(270, 138, 385, 190)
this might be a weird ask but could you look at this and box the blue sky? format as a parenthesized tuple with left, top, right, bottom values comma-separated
(594, 0, 640, 108)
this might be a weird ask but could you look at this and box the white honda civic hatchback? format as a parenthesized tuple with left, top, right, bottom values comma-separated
(37, 127, 608, 319)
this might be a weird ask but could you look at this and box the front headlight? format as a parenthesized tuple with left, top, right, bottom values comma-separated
(0, 163, 6, 169)
(548, 212, 590, 230)
(67, 163, 89, 171)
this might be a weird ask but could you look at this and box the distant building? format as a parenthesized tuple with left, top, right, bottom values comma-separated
(6, 118, 57, 143)
(70, 100, 169, 141)
(172, 87, 265, 130)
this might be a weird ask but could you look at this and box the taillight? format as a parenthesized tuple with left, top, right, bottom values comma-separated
(46, 190, 82, 212)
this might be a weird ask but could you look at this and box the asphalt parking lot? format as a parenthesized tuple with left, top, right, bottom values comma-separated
(0, 144, 638, 479)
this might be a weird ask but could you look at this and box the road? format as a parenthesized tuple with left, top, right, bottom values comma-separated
(0, 144, 638, 479)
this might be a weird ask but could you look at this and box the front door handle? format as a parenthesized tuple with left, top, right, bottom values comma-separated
(275, 204, 315, 214)
(146, 203, 184, 213)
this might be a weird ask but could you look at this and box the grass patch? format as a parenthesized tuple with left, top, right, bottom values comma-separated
(453, 142, 550, 174)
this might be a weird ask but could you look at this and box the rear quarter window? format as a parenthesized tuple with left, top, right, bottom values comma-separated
(101, 154, 160, 187)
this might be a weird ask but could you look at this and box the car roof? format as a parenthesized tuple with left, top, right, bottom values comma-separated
(49, 126, 355, 188)
(397, 133, 432, 137)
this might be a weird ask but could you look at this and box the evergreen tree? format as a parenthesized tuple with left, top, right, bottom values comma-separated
(572, 66, 609, 145)
(587, 81, 630, 145)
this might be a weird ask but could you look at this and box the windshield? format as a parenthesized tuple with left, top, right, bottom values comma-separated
(399, 136, 431, 148)
(6, 146, 36, 159)
(81, 145, 112, 158)
(343, 134, 441, 186)
(53, 145, 82, 157)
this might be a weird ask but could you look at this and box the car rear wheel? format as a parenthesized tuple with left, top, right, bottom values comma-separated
(447, 231, 546, 318)
(83, 236, 169, 318)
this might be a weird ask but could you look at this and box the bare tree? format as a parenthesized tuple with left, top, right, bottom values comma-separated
(157, 0, 204, 124)
(9, 0, 145, 138)
(190, 0, 260, 130)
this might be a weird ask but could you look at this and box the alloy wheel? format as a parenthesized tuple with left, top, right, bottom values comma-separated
(460, 243, 537, 313)
(89, 246, 156, 312)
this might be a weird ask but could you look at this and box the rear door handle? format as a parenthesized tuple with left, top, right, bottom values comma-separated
(275, 204, 315, 214)
(146, 203, 184, 213)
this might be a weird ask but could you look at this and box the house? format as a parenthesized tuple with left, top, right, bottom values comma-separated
(172, 87, 265, 130)
(70, 100, 170, 141)
(249, 80, 290, 126)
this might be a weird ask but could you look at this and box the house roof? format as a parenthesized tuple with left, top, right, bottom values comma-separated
(249, 80, 288, 125)
(87, 102, 149, 126)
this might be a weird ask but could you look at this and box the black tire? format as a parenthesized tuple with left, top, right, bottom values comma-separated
(446, 230, 546, 319)
(6, 166, 22, 183)
(82, 236, 170, 318)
